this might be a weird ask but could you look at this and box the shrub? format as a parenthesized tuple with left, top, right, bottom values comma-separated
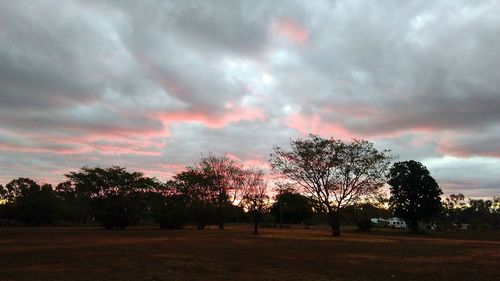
(157, 195, 189, 230)
(357, 219, 373, 232)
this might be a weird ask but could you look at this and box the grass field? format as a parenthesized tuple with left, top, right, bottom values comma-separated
(1, 226, 499, 281)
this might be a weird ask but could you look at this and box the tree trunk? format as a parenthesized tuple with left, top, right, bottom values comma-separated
(328, 212, 341, 237)
(217, 204, 225, 230)
(410, 218, 419, 233)
(253, 209, 259, 235)
(279, 201, 283, 228)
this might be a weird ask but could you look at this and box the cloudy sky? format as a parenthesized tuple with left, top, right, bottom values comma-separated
(1, 0, 499, 197)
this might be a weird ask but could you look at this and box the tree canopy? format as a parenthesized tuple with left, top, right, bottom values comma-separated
(270, 134, 392, 236)
(0, 178, 59, 225)
(192, 153, 247, 229)
(270, 191, 313, 225)
(388, 160, 442, 232)
(240, 168, 269, 235)
(64, 166, 159, 229)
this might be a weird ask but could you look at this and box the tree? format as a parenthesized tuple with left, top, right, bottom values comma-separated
(156, 193, 190, 229)
(388, 160, 442, 232)
(54, 180, 90, 224)
(64, 166, 158, 229)
(240, 168, 269, 235)
(1, 178, 39, 201)
(463, 198, 498, 230)
(270, 191, 313, 225)
(1, 178, 60, 225)
(270, 135, 392, 236)
(173, 169, 216, 229)
(443, 193, 466, 225)
(194, 153, 247, 229)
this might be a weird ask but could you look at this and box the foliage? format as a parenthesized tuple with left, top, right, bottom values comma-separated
(270, 134, 392, 236)
(156, 194, 190, 229)
(64, 166, 158, 229)
(2, 178, 39, 201)
(240, 168, 269, 234)
(388, 160, 442, 232)
(189, 153, 248, 229)
(172, 157, 269, 233)
(356, 219, 374, 232)
(442, 193, 466, 225)
(463, 198, 499, 230)
(0, 178, 60, 225)
(341, 201, 392, 226)
(270, 191, 313, 225)
(173, 169, 217, 229)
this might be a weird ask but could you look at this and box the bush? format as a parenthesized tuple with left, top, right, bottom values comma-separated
(157, 195, 189, 229)
(357, 219, 373, 232)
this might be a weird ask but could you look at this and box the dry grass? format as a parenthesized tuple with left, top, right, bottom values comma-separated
(0, 226, 499, 281)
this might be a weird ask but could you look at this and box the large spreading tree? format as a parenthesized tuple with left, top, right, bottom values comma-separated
(388, 160, 442, 232)
(64, 166, 158, 229)
(270, 134, 392, 236)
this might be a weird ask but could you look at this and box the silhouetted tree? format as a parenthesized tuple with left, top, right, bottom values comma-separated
(388, 160, 442, 232)
(463, 198, 499, 230)
(441, 194, 500, 230)
(270, 191, 313, 225)
(0, 183, 12, 223)
(173, 169, 216, 229)
(194, 153, 247, 229)
(342, 200, 392, 226)
(1, 178, 59, 225)
(270, 135, 392, 236)
(156, 193, 190, 229)
(0, 184, 7, 223)
(442, 193, 466, 225)
(64, 166, 158, 229)
(240, 168, 269, 235)
(1, 177, 38, 201)
(54, 180, 88, 224)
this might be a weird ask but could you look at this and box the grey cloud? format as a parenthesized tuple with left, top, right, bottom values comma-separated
(161, 120, 298, 166)
(438, 127, 500, 158)
(1, 0, 500, 197)
(275, 0, 500, 136)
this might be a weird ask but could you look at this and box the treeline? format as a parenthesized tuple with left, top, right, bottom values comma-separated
(1, 135, 499, 234)
(0, 154, 270, 234)
(441, 193, 500, 231)
(0, 152, 389, 233)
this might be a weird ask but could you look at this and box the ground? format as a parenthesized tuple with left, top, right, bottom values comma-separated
(0, 226, 499, 281)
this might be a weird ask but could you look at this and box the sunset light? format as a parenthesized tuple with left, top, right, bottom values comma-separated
(1, 2, 499, 280)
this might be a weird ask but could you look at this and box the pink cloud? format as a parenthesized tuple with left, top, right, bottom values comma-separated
(272, 20, 309, 45)
(158, 106, 266, 128)
(225, 152, 270, 170)
(285, 112, 356, 139)
(0, 143, 92, 155)
(140, 164, 190, 181)
(0, 125, 168, 156)
(90, 144, 162, 156)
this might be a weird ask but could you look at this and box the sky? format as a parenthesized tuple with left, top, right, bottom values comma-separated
(1, 0, 499, 198)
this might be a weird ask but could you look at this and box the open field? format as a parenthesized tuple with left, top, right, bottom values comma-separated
(1, 226, 499, 281)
